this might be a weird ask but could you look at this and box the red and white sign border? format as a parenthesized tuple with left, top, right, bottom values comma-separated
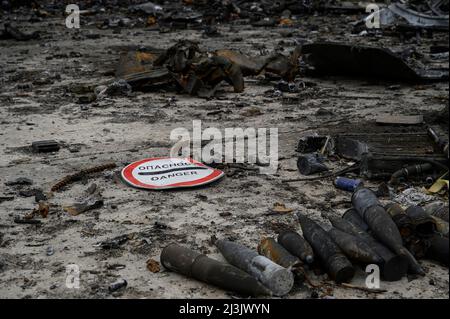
(121, 157, 225, 190)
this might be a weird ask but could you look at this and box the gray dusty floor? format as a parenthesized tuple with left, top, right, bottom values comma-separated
(0, 11, 449, 299)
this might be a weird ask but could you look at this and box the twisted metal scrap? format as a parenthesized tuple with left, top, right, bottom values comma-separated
(51, 163, 117, 192)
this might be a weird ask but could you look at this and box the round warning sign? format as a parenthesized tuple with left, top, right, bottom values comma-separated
(121, 157, 225, 190)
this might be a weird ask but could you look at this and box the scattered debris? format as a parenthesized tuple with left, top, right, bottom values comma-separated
(98, 235, 130, 250)
(31, 140, 60, 153)
(51, 163, 116, 192)
(270, 202, 293, 214)
(146, 258, 161, 273)
(302, 42, 448, 81)
(108, 278, 128, 293)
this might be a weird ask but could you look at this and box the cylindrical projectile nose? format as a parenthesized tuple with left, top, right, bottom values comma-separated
(277, 230, 315, 265)
(160, 243, 202, 276)
(352, 187, 380, 217)
(216, 239, 294, 296)
(328, 228, 384, 264)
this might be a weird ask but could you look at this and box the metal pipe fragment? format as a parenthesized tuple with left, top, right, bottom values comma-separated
(328, 227, 383, 264)
(329, 216, 408, 281)
(297, 214, 355, 284)
(160, 244, 271, 297)
(215, 240, 293, 296)
(352, 188, 425, 275)
(277, 231, 314, 265)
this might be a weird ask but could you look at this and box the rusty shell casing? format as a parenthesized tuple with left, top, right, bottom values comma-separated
(342, 208, 369, 232)
(160, 244, 271, 297)
(257, 237, 302, 269)
(425, 235, 449, 266)
(385, 203, 414, 238)
(424, 203, 449, 222)
(352, 188, 424, 276)
(297, 214, 355, 284)
(215, 240, 294, 296)
(430, 216, 449, 238)
(328, 227, 383, 264)
(277, 231, 314, 264)
(405, 206, 437, 238)
(329, 216, 408, 281)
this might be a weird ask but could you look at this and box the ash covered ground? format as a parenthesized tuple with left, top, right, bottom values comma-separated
(0, 1, 449, 299)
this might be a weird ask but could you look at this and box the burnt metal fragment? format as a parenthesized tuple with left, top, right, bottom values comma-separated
(31, 140, 60, 153)
(99, 235, 130, 250)
(297, 135, 328, 153)
(352, 188, 425, 275)
(302, 42, 448, 81)
(297, 153, 329, 175)
(161, 244, 271, 297)
(277, 230, 314, 264)
(108, 279, 127, 292)
(297, 214, 355, 284)
(215, 239, 293, 296)
(51, 163, 116, 192)
(257, 237, 301, 269)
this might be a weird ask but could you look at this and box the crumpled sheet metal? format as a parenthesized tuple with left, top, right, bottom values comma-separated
(115, 40, 300, 96)
(365, 2, 449, 30)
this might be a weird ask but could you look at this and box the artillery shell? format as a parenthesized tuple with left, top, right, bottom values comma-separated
(277, 231, 314, 264)
(297, 214, 355, 284)
(426, 235, 449, 266)
(328, 227, 383, 264)
(215, 240, 293, 296)
(258, 237, 301, 269)
(329, 216, 408, 281)
(405, 205, 437, 238)
(352, 188, 425, 276)
(342, 208, 369, 232)
(160, 244, 271, 297)
(385, 203, 414, 238)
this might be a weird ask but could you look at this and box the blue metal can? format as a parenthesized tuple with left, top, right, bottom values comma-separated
(334, 177, 363, 192)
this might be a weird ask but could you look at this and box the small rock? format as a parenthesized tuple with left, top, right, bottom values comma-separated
(46, 246, 54, 256)
(5, 178, 33, 186)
